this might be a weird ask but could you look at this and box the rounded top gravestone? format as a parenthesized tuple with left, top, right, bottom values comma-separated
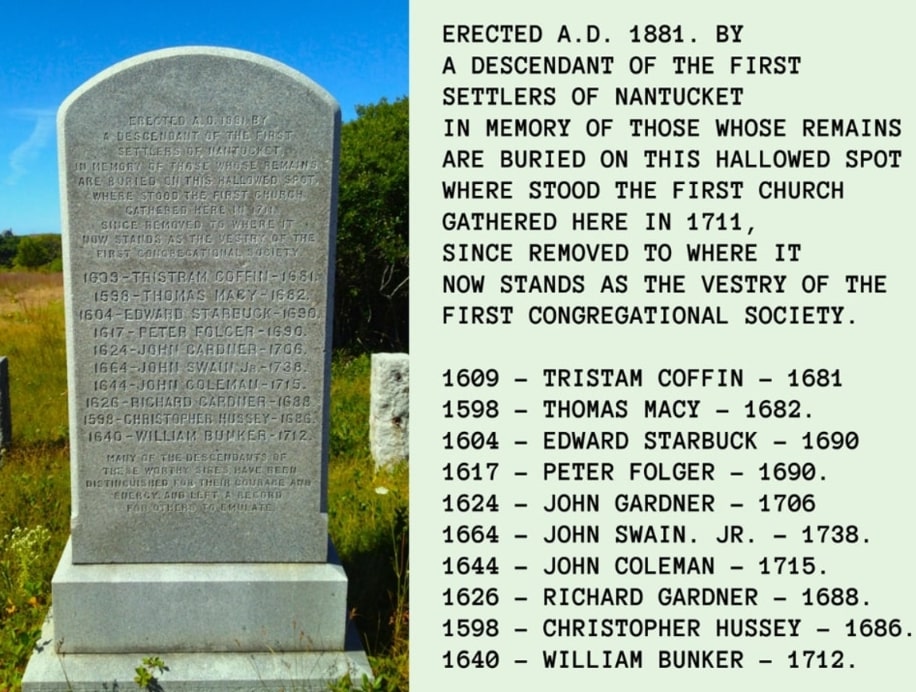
(60, 47, 340, 563)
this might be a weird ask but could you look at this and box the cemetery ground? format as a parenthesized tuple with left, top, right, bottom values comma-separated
(0, 272, 409, 691)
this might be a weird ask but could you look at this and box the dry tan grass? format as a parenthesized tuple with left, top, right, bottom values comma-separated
(0, 273, 63, 317)
(0, 272, 69, 444)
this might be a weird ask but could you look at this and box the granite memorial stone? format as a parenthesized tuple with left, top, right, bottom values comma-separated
(23, 47, 370, 690)
(369, 352, 409, 467)
(0, 357, 10, 454)
(61, 47, 336, 565)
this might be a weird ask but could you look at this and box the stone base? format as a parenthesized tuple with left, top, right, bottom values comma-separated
(22, 612, 373, 691)
(49, 539, 349, 653)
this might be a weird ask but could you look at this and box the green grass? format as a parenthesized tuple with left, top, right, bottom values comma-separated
(0, 273, 68, 444)
(0, 446, 70, 692)
(328, 355, 409, 690)
(0, 274, 409, 691)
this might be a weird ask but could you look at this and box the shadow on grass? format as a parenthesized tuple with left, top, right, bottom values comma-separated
(340, 505, 408, 655)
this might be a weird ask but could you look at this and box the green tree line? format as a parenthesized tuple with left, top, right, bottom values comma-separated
(335, 96, 409, 353)
(0, 230, 63, 271)
(1, 96, 408, 352)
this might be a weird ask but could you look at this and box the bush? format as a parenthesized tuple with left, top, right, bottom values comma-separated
(12, 236, 60, 271)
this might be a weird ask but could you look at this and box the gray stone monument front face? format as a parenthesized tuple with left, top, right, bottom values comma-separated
(59, 47, 339, 563)
(23, 50, 370, 688)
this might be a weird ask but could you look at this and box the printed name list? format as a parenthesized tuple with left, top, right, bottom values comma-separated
(410, 3, 913, 689)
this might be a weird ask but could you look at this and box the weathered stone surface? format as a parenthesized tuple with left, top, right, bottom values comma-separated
(51, 539, 348, 653)
(369, 353, 409, 466)
(58, 47, 339, 564)
(23, 49, 364, 691)
(23, 612, 372, 691)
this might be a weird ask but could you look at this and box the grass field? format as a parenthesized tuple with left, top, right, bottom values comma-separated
(0, 272, 409, 691)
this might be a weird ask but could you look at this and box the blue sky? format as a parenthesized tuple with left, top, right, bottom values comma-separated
(0, 1, 407, 235)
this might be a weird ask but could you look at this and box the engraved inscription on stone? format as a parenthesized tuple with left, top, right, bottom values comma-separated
(60, 47, 340, 563)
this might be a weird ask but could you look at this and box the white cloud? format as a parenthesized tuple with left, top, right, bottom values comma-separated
(5, 109, 56, 185)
